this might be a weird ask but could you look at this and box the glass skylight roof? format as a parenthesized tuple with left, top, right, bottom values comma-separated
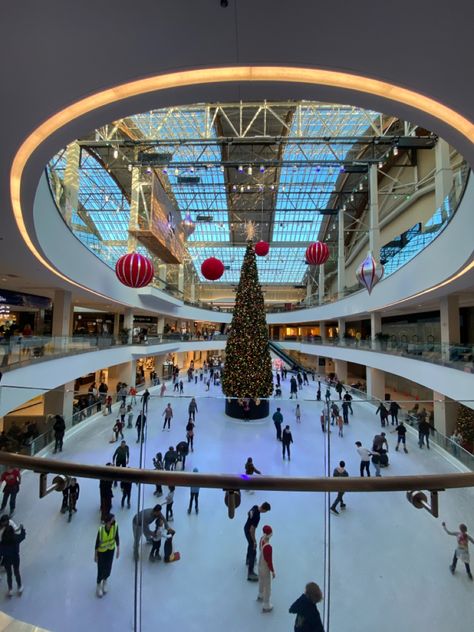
(188, 246, 308, 284)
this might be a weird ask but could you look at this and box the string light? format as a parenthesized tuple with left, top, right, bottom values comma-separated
(238, 165, 244, 173)
(393, 146, 399, 156)
(247, 166, 253, 176)
(259, 165, 265, 173)
(113, 148, 118, 159)
(127, 163, 132, 172)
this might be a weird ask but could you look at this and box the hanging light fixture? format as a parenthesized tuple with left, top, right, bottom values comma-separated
(247, 166, 253, 176)
(259, 165, 265, 173)
(127, 163, 132, 172)
(174, 168, 179, 176)
(393, 146, 399, 156)
(378, 161, 383, 169)
(113, 148, 118, 160)
(182, 211, 196, 237)
(238, 165, 244, 173)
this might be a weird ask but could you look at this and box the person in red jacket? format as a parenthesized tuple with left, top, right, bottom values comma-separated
(0, 467, 21, 516)
(257, 525, 275, 613)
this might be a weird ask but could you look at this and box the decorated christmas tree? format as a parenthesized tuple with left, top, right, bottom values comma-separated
(456, 403, 474, 451)
(222, 224, 273, 419)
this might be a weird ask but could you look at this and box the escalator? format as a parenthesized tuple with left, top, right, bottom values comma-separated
(268, 340, 307, 373)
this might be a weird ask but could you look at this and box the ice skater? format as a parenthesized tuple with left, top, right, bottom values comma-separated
(442, 521, 473, 579)
(330, 461, 349, 514)
(257, 525, 275, 613)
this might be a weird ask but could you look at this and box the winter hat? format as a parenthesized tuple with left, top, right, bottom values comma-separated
(262, 525, 272, 535)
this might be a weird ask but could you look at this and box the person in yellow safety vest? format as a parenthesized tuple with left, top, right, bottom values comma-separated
(94, 513, 120, 598)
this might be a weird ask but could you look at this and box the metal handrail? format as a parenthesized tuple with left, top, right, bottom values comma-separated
(0, 452, 472, 492)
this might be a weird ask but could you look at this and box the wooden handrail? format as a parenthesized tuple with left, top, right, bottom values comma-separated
(0, 452, 473, 493)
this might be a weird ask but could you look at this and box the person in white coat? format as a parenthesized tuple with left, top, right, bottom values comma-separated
(257, 525, 275, 613)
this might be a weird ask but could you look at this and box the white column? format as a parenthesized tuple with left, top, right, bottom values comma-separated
(370, 312, 382, 343)
(319, 321, 327, 343)
(366, 367, 385, 402)
(435, 139, 453, 220)
(337, 208, 345, 297)
(433, 391, 457, 436)
(318, 264, 325, 305)
(440, 295, 460, 361)
(190, 282, 196, 303)
(157, 317, 165, 335)
(334, 359, 348, 383)
(337, 318, 345, 339)
(124, 307, 133, 343)
(52, 290, 73, 337)
(369, 163, 380, 262)
(113, 313, 121, 337)
(63, 142, 81, 224)
(43, 381, 75, 426)
(157, 264, 167, 289)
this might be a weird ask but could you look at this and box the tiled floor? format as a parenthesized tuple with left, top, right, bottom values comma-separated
(1, 375, 473, 631)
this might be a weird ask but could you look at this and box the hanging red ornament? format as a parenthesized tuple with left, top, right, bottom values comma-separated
(305, 242, 330, 265)
(254, 240, 270, 256)
(201, 257, 225, 281)
(356, 251, 384, 294)
(115, 252, 154, 288)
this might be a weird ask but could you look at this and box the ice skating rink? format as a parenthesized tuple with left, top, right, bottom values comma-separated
(1, 378, 473, 632)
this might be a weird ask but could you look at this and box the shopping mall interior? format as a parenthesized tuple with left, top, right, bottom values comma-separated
(0, 2, 473, 631)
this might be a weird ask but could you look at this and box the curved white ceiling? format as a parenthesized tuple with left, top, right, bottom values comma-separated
(1, 0, 473, 302)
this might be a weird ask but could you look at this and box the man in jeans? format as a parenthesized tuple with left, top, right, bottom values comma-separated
(132, 504, 168, 561)
(355, 442, 371, 477)
(244, 502, 271, 581)
(0, 466, 21, 516)
(330, 461, 349, 515)
(272, 408, 283, 441)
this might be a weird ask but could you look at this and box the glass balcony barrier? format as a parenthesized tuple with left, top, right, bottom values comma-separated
(0, 382, 473, 631)
(273, 335, 474, 374)
(46, 161, 470, 315)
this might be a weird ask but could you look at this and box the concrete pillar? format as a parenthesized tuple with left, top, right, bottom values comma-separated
(52, 290, 73, 338)
(369, 164, 380, 263)
(319, 321, 327, 343)
(435, 139, 453, 220)
(338, 318, 346, 340)
(113, 313, 121, 337)
(440, 295, 460, 360)
(366, 367, 385, 402)
(127, 166, 141, 252)
(318, 264, 325, 305)
(337, 208, 345, 298)
(44, 381, 75, 426)
(433, 392, 458, 436)
(108, 361, 136, 389)
(190, 282, 196, 303)
(334, 359, 348, 383)
(124, 308, 133, 343)
(370, 312, 382, 343)
(157, 317, 165, 336)
(63, 142, 81, 224)
(157, 264, 167, 289)
(306, 277, 311, 305)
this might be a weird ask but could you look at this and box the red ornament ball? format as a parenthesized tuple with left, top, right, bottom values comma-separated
(255, 240, 270, 257)
(115, 252, 154, 288)
(201, 257, 225, 281)
(305, 242, 330, 266)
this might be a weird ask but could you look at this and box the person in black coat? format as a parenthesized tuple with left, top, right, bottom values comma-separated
(53, 415, 66, 453)
(282, 425, 294, 460)
(0, 523, 25, 596)
(289, 581, 325, 632)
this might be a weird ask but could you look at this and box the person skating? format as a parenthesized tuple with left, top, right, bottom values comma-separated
(165, 486, 175, 521)
(132, 505, 168, 561)
(341, 399, 350, 425)
(244, 458, 262, 493)
(152, 452, 164, 496)
(244, 502, 271, 582)
(113, 440, 129, 468)
(141, 388, 150, 412)
(337, 414, 344, 437)
(371, 449, 382, 477)
(295, 404, 301, 423)
(135, 412, 146, 443)
(179, 380, 184, 395)
(149, 515, 165, 561)
(372, 433, 388, 453)
(164, 446, 177, 471)
(289, 582, 325, 632)
(335, 380, 343, 399)
(330, 461, 349, 514)
(375, 402, 389, 427)
(94, 513, 119, 597)
(61, 478, 80, 520)
(186, 418, 195, 452)
(355, 442, 371, 477)
(389, 400, 401, 425)
(325, 387, 331, 403)
(296, 372, 303, 390)
(0, 467, 21, 516)
(257, 525, 275, 613)
(53, 414, 66, 453)
(187, 467, 200, 514)
(343, 390, 353, 415)
(99, 463, 114, 522)
(418, 418, 432, 449)
(272, 408, 283, 441)
(188, 397, 198, 421)
(282, 425, 293, 460)
(120, 476, 132, 509)
(0, 522, 25, 597)
(126, 404, 134, 429)
(162, 403, 173, 431)
(392, 421, 408, 452)
(290, 376, 298, 399)
(442, 521, 473, 579)
(112, 419, 124, 443)
(303, 371, 309, 386)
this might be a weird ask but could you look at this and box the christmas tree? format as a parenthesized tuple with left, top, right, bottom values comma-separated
(222, 226, 273, 418)
(456, 403, 474, 450)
